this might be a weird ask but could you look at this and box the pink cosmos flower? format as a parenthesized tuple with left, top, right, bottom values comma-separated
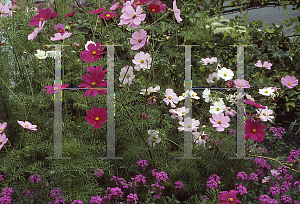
(85, 107, 107, 129)
(28, 21, 45, 41)
(54, 23, 65, 35)
(132, 52, 152, 71)
(209, 112, 230, 132)
(148, 3, 160, 13)
(64, 10, 75, 17)
(262, 176, 270, 183)
(281, 75, 298, 88)
(110, 3, 119, 10)
(30, 8, 54, 27)
(234, 79, 250, 89)
(163, 89, 179, 108)
(0, 133, 8, 150)
(78, 66, 107, 98)
(173, 0, 182, 23)
(50, 32, 72, 41)
(119, 5, 146, 28)
(121, 0, 135, 13)
(130, 29, 148, 50)
(119, 66, 135, 86)
(218, 190, 242, 204)
(178, 117, 200, 132)
(134, 0, 148, 6)
(0, 122, 7, 134)
(244, 118, 266, 142)
(254, 60, 272, 70)
(169, 107, 189, 121)
(80, 41, 106, 63)
(42, 83, 69, 94)
(89, 7, 106, 14)
(98, 11, 118, 20)
(224, 107, 236, 117)
(245, 99, 266, 109)
(0, 2, 10, 18)
(17, 120, 37, 131)
(152, 0, 167, 13)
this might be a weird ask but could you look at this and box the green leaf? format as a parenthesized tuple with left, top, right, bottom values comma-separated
(283, 5, 287, 10)
(285, 102, 295, 112)
(229, 2, 234, 6)
(285, 11, 289, 15)
(208, 42, 215, 48)
(266, 28, 274, 33)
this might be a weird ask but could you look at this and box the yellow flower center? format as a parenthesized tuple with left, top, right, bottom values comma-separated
(132, 14, 136, 18)
(60, 36, 63, 38)
(92, 82, 96, 86)
(0, 141, 2, 145)
(239, 84, 243, 87)
(168, 96, 172, 99)
(192, 94, 195, 97)
(188, 125, 191, 128)
(252, 129, 256, 133)
(137, 1, 140, 4)
(95, 117, 99, 121)
(263, 113, 266, 116)
(228, 198, 233, 202)
(224, 73, 227, 76)
(288, 82, 291, 85)
(0, 128, 2, 131)
(40, 17, 44, 21)
(106, 14, 110, 18)
(92, 51, 97, 55)
(228, 108, 231, 111)
(216, 108, 220, 111)
(254, 116, 259, 120)
(141, 60, 144, 63)
(25, 125, 28, 127)
(152, 9, 155, 12)
(266, 179, 269, 181)
(59, 29, 63, 33)
(126, 74, 130, 78)
(265, 91, 268, 93)
(138, 39, 142, 43)
(218, 121, 221, 124)
(182, 112, 185, 114)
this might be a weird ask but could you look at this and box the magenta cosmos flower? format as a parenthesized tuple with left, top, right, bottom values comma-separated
(244, 118, 266, 142)
(89, 7, 106, 14)
(0, 122, 7, 134)
(64, 10, 75, 17)
(281, 75, 298, 88)
(78, 66, 107, 98)
(54, 23, 65, 34)
(29, 8, 55, 27)
(85, 107, 107, 129)
(218, 190, 242, 204)
(17, 120, 37, 131)
(119, 5, 146, 28)
(130, 29, 148, 50)
(80, 41, 106, 63)
(163, 89, 179, 108)
(98, 11, 118, 20)
(254, 60, 272, 70)
(209, 112, 230, 132)
(173, 0, 182, 23)
(0, 2, 10, 18)
(148, 3, 160, 13)
(245, 99, 266, 109)
(0, 133, 8, 150)
(42, 83, 69, 94)
(28, 21, 45, 41)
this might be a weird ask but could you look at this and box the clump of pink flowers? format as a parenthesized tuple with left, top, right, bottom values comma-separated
(136, 159, 148, 171)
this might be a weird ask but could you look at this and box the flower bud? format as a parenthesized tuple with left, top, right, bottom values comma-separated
(119, 85, 122, 88)
(166, 36, 172, 40)
(74, 43, 79, 47)
(202, 125, 206, 128)
(65, 25, 70, 31)
(68, 21, 72, 24)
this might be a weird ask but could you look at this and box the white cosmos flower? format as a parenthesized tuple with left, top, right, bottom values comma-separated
(188, 90, 200, 100)
(257, 107, 274, 122)
(147, 130, 161, 147)
(179, 90, 189, 101)
(209, 101, 226, 114)
(202, 88, 211, 103)
(259, 87, 274, 96)
(245, 93, 255, 101)
(119, 66, 135, 86)
(217, 67, 234, 81)
(35, 49, 47, 59)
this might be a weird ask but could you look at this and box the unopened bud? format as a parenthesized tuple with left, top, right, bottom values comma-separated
(202, 125, 206, 128)
(74, 43, 79, 47)
(119, 85, 122, 88)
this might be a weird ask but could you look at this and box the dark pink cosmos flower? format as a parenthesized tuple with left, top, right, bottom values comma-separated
(245, 99, 266, 109)
(80, 41, 106, 63)
(244, 118, 266, 142)
(30, 8, 54, 27)
(78, 66, 107, 98)
(54, 23, 65, 35)
(42, 83, 69, 94)
(148, 3, 160, 13)
(98, 11, 118, 20)
(0, 41, 4, 46)
(85, 107, 107, 129)
(89, 7, 106, 14)
(218, 190, 242, 204)
(64, 10, 75, 17)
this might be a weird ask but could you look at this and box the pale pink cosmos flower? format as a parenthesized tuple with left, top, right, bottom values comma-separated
(254, 60, 272, 70)
(0, 133, 8, 150)
(0, 122, 7, 134)
(130, 29, 148, 50)
(173, 0, 182, 23)
(17, 120, 37, 131)
(209, 112, 230, 132)
(140, 86, 160, 95)
(270, 169, 280, 177)
(281, 75, 298, 88)
(0, 2, 10, 18)
(262, 176, 270, 183)
(28, 21, 45, 41)
(234, 79, 250, 89)
(178, 117, 200, 132)
(119, 5, 146, 28)
(224, 107, 236, 117)
(163, 89, 179, 108)
(206, 72, 219, 84)
(119, 66, 135, 86)
(256, 107, 274, 122)
(132, 52, 152, 71)
(121, 0, 135, 13)
(200, 57, 217, 65)
(169, 107, 189, 121)
(50, 32, 72, 41)
(110, 3, 119, 10)
(193, 131, 209, 147)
